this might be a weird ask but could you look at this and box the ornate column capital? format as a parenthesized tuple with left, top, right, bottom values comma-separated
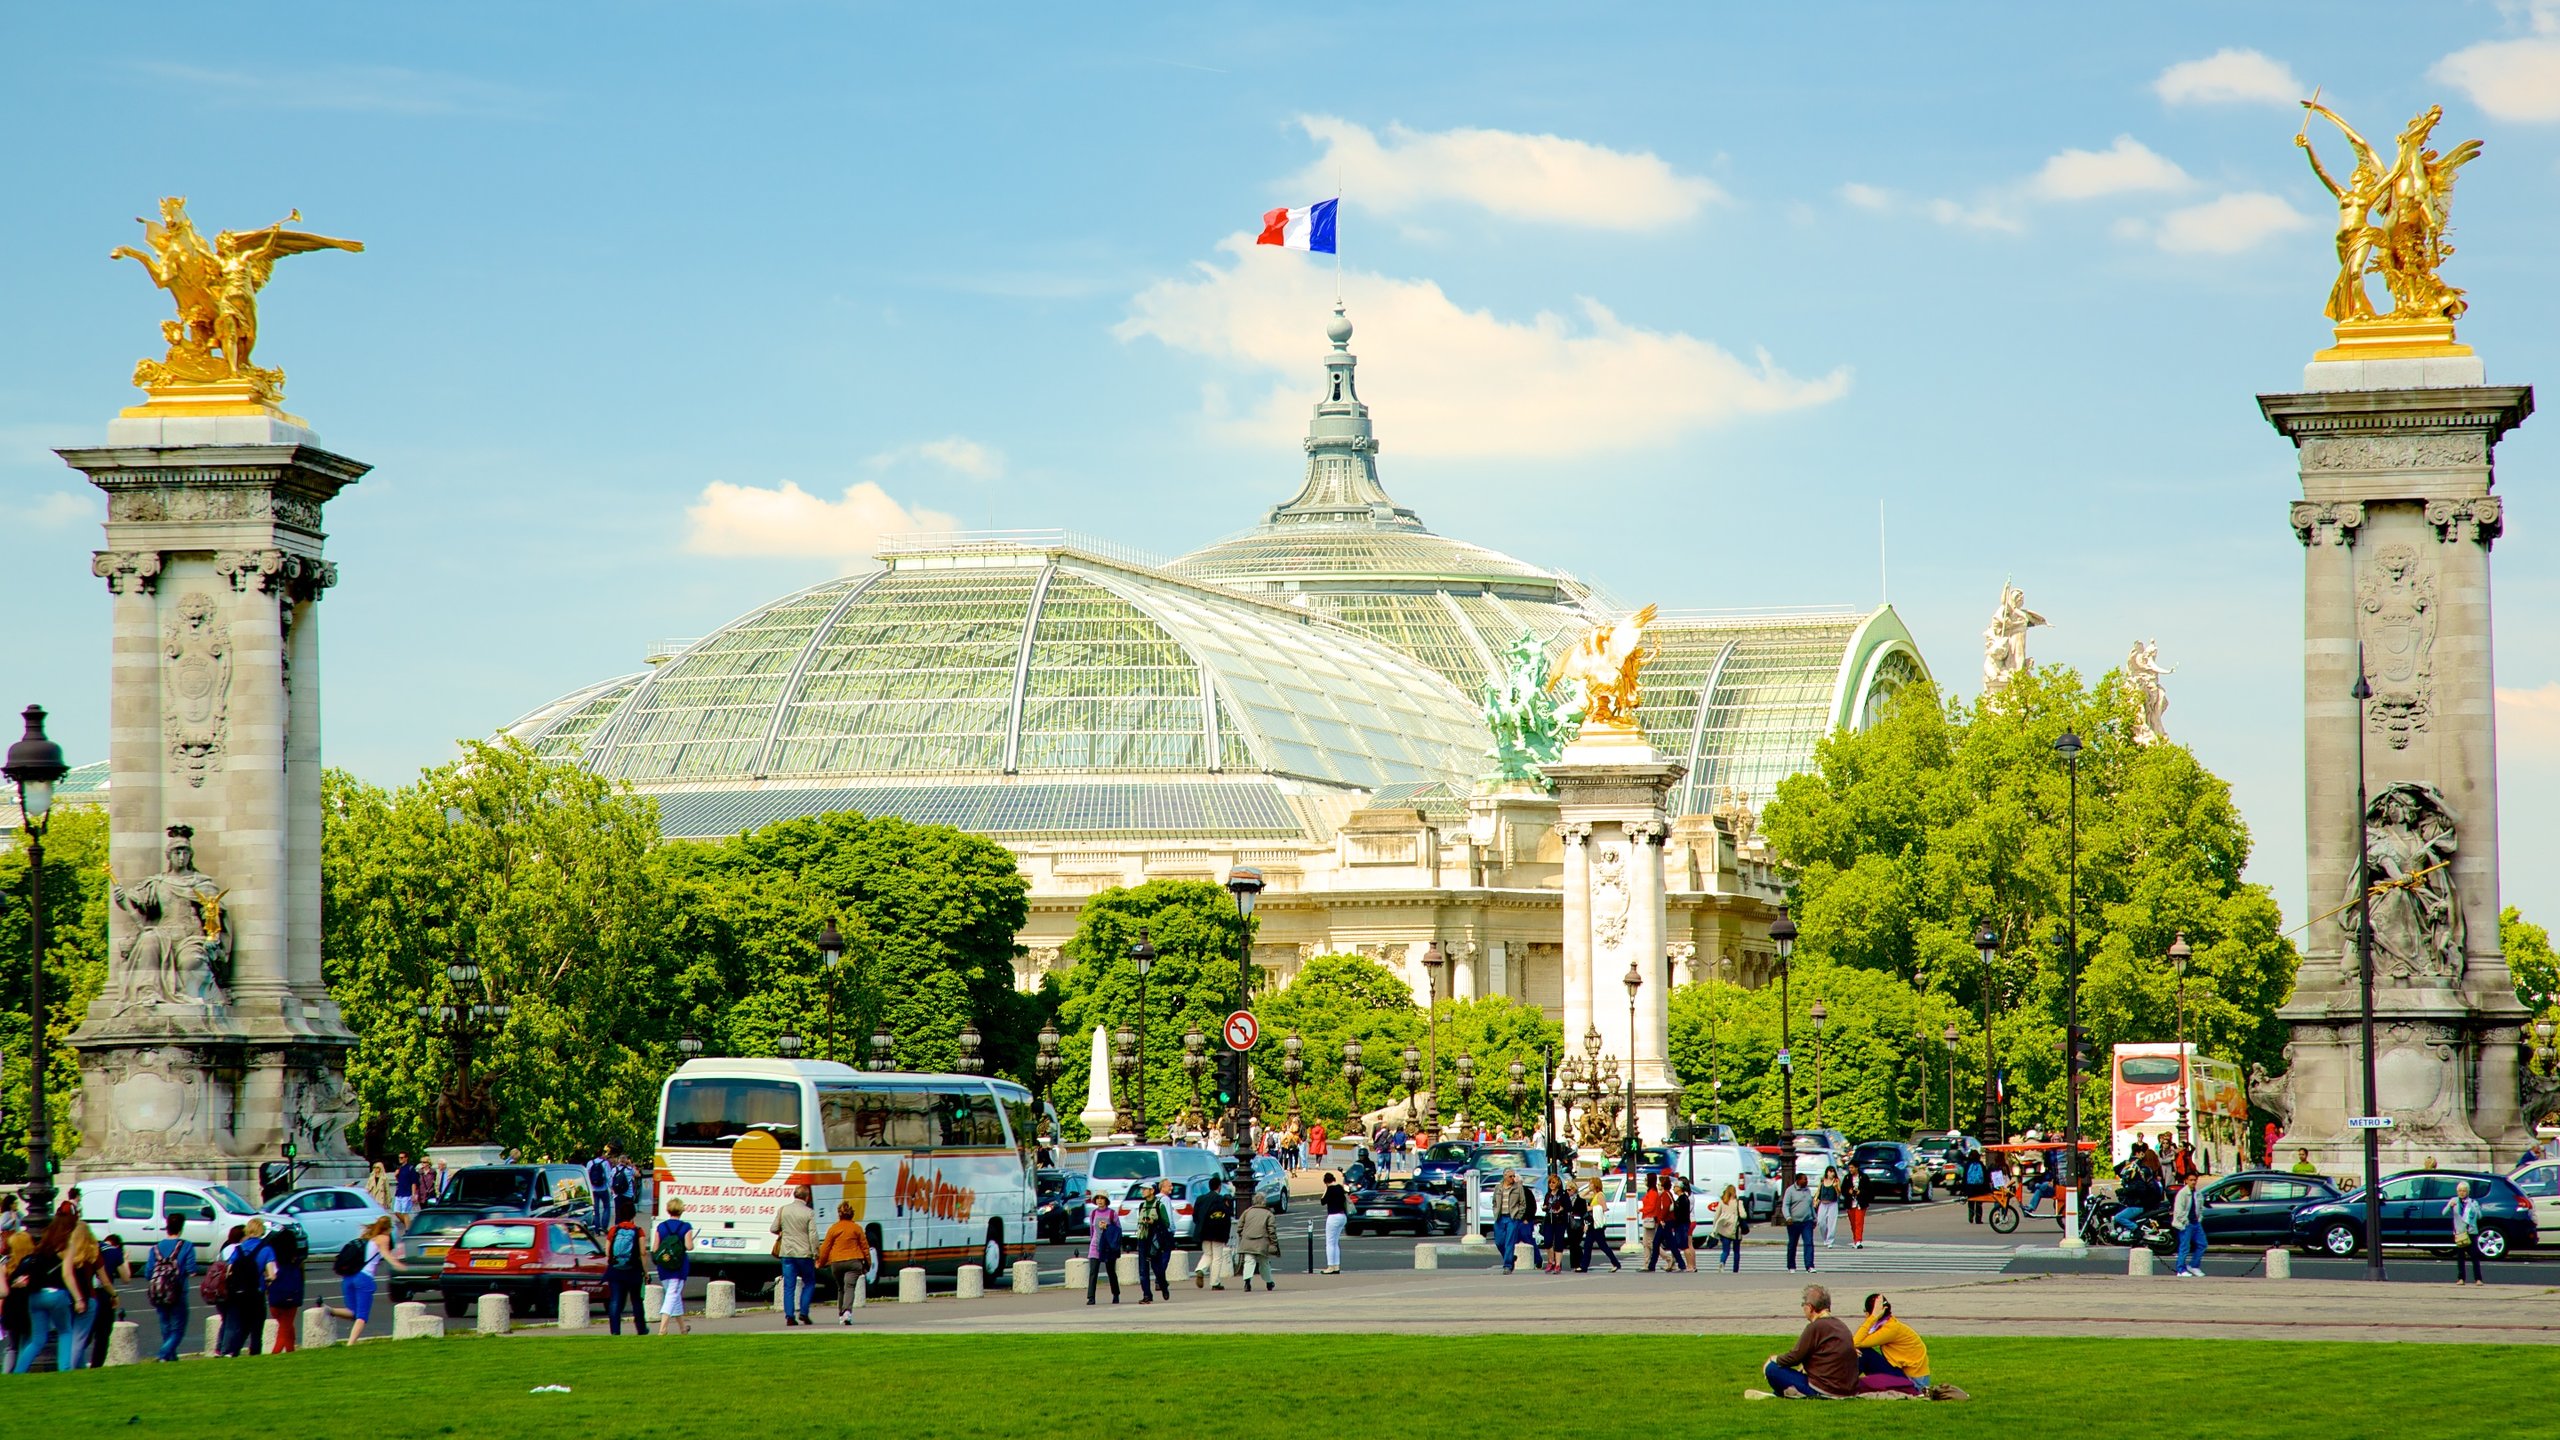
(1554, 821, 1594, 847)
(1625, 819, 1669, 846)
(93, 549, 163, 595)
(2426, 497, 2503, 548)
(216, 548, 341, 598)
(2289, 501, 2367, 547)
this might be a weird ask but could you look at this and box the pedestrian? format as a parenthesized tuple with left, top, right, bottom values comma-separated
(391, 1152, 420, 1231)
(261, 1221, 304, 1353)
(1852, 1292, 1933, 1393)
(216, 1219, 270, 1357)
(1961, 1146, 1989, 1224)
(1781, 1172, 1816, 1272)
(143, 1213, 198, 1362)
(1581, 1179, 1624, 1272)
(1084, 1194, 1123, 1306)
(1320, 1171, 1348, 1274)
(64, 1222, 108, 1368)
(1665, 1179, 1696, 1272)
(2170, 1172, 2207, 1278)
(1754, 1283, 1858, 1400)
(604, 1198, 650, 1335)
(1540, 1176, 1570, 1273)
(324, 1217, 396, 1342)
(654, 1196, 695, 1334)
(585, 1146, 616, 1236)
(1713, 1183, 1745, 1273)
(817, 1200, 870, 1321)
(1308, 1119, 1328, 1171)
(1193, 1176, 1235, 1290)
(1562, 1179, 1592, 1271)
(7, 1210, 84, 1373)
(2446, 1179, 2487, 1286)
(1493, 1171, 1533, 1273)
(1235, 1189, 1280, 1291)
(2289, 1148, 2321, 1178)
(1815, 1166, 1841, 1247)
(770, 1185, 818, 1326)
(1640, 1175, 1668, 1270)
(610, 1151, 640, 1230)
(364, 1161, 392, 1213)
(1840, 1166, 1867, 1249)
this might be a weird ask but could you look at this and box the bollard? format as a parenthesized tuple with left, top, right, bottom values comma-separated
(2127, 1246, 2155, 1277)
(1305, 1222, 1318, 1274)
(392, 1301, 442, 1340)
(1414, 1243, 1440, 1270)
(557, 1289, 592, 1331)
(2264, 1248, 2292, 1280)
(1064, 1256, 1091, 1292)
(202, 1312, 222, 1358)
(1166, 1250, 1192, 1285)
(300, 1307, 339, 1349)
(643, 1282, 664, 1318)
(263, 1317, 281, 1352)
(897, 1266, 927, 1304)
(705, 1279, 737, 1319)
(956, 1264, 985, 1299)
(476, 1292, 512, 1335)
(1012, 1259, 1041, 1293)
(105, 1321, 141, 1367)
(1115, 1252, 1141, 1287)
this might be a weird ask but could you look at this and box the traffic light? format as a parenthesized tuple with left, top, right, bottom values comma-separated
(1213, 1050, 1238, 1108)
(2067, 1027, 2098, 1073)
(282, 1140, 298, 1161)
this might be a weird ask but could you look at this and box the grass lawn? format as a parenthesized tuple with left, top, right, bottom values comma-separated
(14, 1333, 2526, 1438)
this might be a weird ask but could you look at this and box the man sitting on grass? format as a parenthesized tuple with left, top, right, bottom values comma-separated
(1754, 1283, 1859, 1400)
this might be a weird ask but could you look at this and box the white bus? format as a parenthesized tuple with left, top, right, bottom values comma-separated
(652, 1058, 1037, 1289)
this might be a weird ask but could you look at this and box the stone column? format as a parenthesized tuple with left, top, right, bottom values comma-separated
(57, 412, 368, 1190)
(1627, 821, 1672, 1118)
(2261, 360, 2535, 1170)
(1544, 730, 1684, 1147)
(1555, 823, 1593, 1049)
(1451, 942, 1479, 1003)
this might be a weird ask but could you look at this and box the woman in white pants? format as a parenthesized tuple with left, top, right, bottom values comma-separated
(1320, 1172, 1349, 1273)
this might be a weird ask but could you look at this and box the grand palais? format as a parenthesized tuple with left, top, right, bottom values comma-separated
(497, 309, 1932, 1006)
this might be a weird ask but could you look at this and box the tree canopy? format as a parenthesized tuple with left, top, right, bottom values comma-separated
(0, 808, 109, 1180)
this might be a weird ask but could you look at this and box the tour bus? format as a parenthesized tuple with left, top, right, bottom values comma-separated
(2110, 1043, 2248, 1174)
(653, 1058, 1037, 1291)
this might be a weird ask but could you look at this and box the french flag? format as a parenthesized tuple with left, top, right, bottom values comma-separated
(1256, 198, 1338, 255)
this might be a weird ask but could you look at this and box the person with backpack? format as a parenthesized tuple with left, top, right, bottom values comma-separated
(1133, 1182, 1173, 1303)
(654, 1196, 695, 1334)
(261, 1223, 306, 1353)
(216, 1220, 269, 1356)
(325, 1218, 396, 1342)
(145, 1214, 198, 1362)
(585, 1147, 615, 1236)
(1962, 1147, 1990, 1225)
(8, 1211, 86, 1373)
(1084, 1193, 1123, 1306)
(609, 1152, 639, 1227)
(604, 1198, 650, 1335)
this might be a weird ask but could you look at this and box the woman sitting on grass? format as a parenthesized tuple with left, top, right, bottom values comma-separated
(1853, 1291, 1931, 1393)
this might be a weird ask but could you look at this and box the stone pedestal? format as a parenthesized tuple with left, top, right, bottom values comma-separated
(476, 1293, 511, 1334)
(557, 1290, 592, 1331)
(897, 1266, 927, 1303)
(1542, 725, 1685, 1144)
(2261, 359, 2537, 1172)
(704, 1279, 737, 1318)
(955, 1263, 985, 1299)
(55, 412, 367, 1189)
(1010, 1259, 1040, 1292)
(105, 1320, 141, 1366)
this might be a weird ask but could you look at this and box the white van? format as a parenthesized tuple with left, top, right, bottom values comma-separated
(1086, 1146, 1226, 1244)
(1661, 1144, 1781, 1224)
(73, 1175, 268, 1252)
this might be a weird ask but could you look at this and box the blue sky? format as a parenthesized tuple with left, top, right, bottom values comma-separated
(8, 2, 2560, 926)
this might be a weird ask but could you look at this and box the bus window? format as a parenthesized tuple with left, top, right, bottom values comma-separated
(2118, 1057, 2182, 1084)
(1001, 1096, 1036, 1150)
(934, 1091, 1007, 1148)
(661, 1077, 804, 1149)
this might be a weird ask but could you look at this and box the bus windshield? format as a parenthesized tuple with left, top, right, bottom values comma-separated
(2119, 1057, 2182, 1084)
(661, 1077, 804, 1149)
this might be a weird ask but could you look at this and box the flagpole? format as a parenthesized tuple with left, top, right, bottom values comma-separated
(1335, 164, 1344, 304)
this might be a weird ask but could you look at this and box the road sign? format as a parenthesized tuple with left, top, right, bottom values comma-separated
(1223, 1010, 1259, 1051)
(2347, 1115, 2396, 1130)
(1775, 1048, 1792, 1068)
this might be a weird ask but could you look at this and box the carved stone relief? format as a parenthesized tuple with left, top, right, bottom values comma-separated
(2299, 435, 2487, 472)
(2426, 497, 2503, 548)
(107, 485, 325, 531)
(2288, 501, 2367, 547)
(1591, 843, 1630, 951)
(2340, 781, 2465, 987)
(2356, 545, 2435, 749)
(92, 549, 164, 595)
(163, 592, 233, 786)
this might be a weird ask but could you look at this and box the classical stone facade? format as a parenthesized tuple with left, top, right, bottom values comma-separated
(2260, 358, 2537, 1171)
(55, 413, 368, 1189)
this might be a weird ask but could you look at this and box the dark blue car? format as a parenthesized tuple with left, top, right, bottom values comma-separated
(1850, 1141, 1926, 1202)
(2288, 1170, 2538, 1258)
(1417, 1141, 1482, 1190)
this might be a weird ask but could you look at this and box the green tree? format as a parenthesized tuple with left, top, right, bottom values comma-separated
(1242, 953, 1560, 1133)
(1760, 669, 2300, 1137)
(2504, 906, 2558, 1015)
(1668, 961, 1978, 1143)
(1050, 881, 1252, 1140)
(0, 807, 110, 1180)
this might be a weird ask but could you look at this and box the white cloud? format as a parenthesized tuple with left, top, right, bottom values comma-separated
(2500, 682, 2560, 752)
(2435, 11, 2560, 123)
(2154, 49, 2302, 106)
(874, 437, 1004, 481)
(1925, 197, 2024, 233)
(2147, 192, 2312, 254)
(2031, 136, 2191, 199)
(683, 480, 958, 567)
(1287, 116, 1721, 230)
(1117, 240, 1846, 458)
(1838, 182, 1896, 211)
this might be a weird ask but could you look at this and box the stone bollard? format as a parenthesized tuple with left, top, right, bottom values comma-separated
(392, 1302, 442, 1340)
(105, 1321, 141, 1367)
(2127, 1246, 2155, 1277)
(1415, 1243, 1441, 1270)
(1166, 1250, 1192, 1285)
(956, 1264, 985, 1299)
(476, 1293, 512, 1335)
(705, 1279, 737, 1319)
(1064, 1256, 1091, 1292)
(2265, 1248, 2292, 1280)
(897, 1266, 927, 1304)
(1012, 1259, 1041, 1293)
(643, 1283, 665, 1317)
(263, 1317, 282, 1352)
(300, 1307, 339, 1349)
(557, 1289, 592, 1331)
(202, 1313, 223, 1357)
(1115, 1253, 1141, 1287)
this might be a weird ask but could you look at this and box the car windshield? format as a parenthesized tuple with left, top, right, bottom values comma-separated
(1091, 1152, 1161, 1181)
(455, 1223, 538, 1250)
(662, 1078, 804, 1149)
(1424, 1143, 1474, 1162)
(407, 1209, 487, 1238)
(1473, 1151, 1536, 1174)
(207, 1185, 257, 1215)
(443, 1170, 534, 1205)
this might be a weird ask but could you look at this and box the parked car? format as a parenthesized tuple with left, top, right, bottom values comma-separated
(389, 1204, 506, 1303)
(1034, 1169, 1091, 1244)
(1226, 1154, 1289, 1212)
(1911, 1132, 1967, 1188)
(1417, 1141, 1483, 1189)
(438, 1164, 591, 1216)
(1468, 1147, 1553, 1232)
(258, 1185, 393, 1254)
(1347, 1176, 1463, 1236)
(1849, 1141, 1927, 1203)
(2289, 1170, 2539, 1258)
(74, 1175, 267, 1252)
(1109, 1174, 1218, 1245)
(1086, 1145, 1224, 1199)
(2509, 1159, 2560, 1244)
(438, 1216, 610, 1317)
(2129, 1171, 2341, 1251)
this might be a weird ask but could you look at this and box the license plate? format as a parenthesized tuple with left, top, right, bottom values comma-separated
(470, 1257, 508, 1270)
(705, 1237, 744, 1249)
(425, 1246, 450, 1260)
(1365, 1208, 1392, 1217)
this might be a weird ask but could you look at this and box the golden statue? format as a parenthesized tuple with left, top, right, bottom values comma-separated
(112, 197, 363, 411)
(1549, 604, 1658, 730)
(2297, 98, 2481, 359)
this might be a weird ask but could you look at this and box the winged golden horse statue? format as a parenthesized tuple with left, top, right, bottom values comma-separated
(1548, 604, 1658, 730)
(112, 197, 363, 405)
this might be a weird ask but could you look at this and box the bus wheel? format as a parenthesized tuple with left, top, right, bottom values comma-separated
(983, 1221, 1005, 1277)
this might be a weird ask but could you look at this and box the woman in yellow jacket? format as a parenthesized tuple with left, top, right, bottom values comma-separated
(1854, 1292, 1932, 1392)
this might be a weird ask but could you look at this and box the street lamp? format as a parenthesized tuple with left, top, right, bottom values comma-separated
(1034, 1021, 1062, 1118)
(1942, 1024, 1961, 1133)
(1422, 942, 1446, 1129)
(6, 705, 69, 1214)
(1505, 1058, 1527, 1130)
(1224, 867, 1265, 1152)
(2350, 655, 2386, 1282)
(1770, 902, 1798, 1145)
(1972, 922, 2000, 1143)
(1809, 999, 1830, 1127)
(1342, 1038, 1366, 1128)
(868, 1024, 895, 1073)
(678, 1031, 703, 1060)
(2053, 728, 2088, 1252)
(2167, 930, 2194, 1151)
(1111, 1021, 1137, 1135)
(1128, 928, 1155, 1141)
(416, 955, 509, 1144)
(1623, 959, 1643, 1170)
(777, 1029, 803, 1060)
(1400, 1042, 1422, 1125)
(1282, 1033, 1305, 1131)
(816, 918, 845, 1061)
(957, 1020, 982, 1075)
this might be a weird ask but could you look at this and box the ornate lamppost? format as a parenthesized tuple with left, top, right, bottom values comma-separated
(868, 1023, 896, 1073)
(1505, 1059, 1527, 1131)
(1771, 902, 1798, 1143)
(1422, 943, 1445, 1130)
(1973, 923, 2000, 1142)
(1809, 999, 1829, 1127)
(816, 918, 845, 1061)
(1942, 1023, 1961, 1133)
(1182, 1022, 1207, 1133)
(415, 956, 510, 1144)
(1223, 868, 1265, 1152)
(777, 1029, 803, 1061)
(1622, 960, 1643, 1170)
(2350, 658, 2385, 1281)
(678, 1031, 703, 1062)
(1127, 928, 1155, 1141)
(1454, 1052, 1475, 1134)
(1400, 1042, 1422, 1126)
(958, 1020, 983, 1075)
(1034, 1021, 1062, 1119)
(1282, 1033, 1305, 1131)
(1110, 1021, 1137, 1136)
(2167, 930, 2194, 1151)
(6, 705, 68, 1213)
(1342, 1038, 1365, 1127)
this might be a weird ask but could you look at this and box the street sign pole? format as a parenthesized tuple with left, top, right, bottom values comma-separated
(2352, 658, 2386, 1283)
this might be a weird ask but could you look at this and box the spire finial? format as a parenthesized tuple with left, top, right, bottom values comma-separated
(1326, 304, 1353, 350)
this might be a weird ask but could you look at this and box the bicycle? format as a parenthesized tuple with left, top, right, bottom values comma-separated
(1985, 1176, 2026, 1234)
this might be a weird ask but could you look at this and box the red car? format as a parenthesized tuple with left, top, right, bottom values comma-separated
(438, 1216, 611, 1317)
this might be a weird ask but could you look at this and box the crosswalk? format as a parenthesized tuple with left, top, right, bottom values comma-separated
(1756, 1241, 2017, 1274)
